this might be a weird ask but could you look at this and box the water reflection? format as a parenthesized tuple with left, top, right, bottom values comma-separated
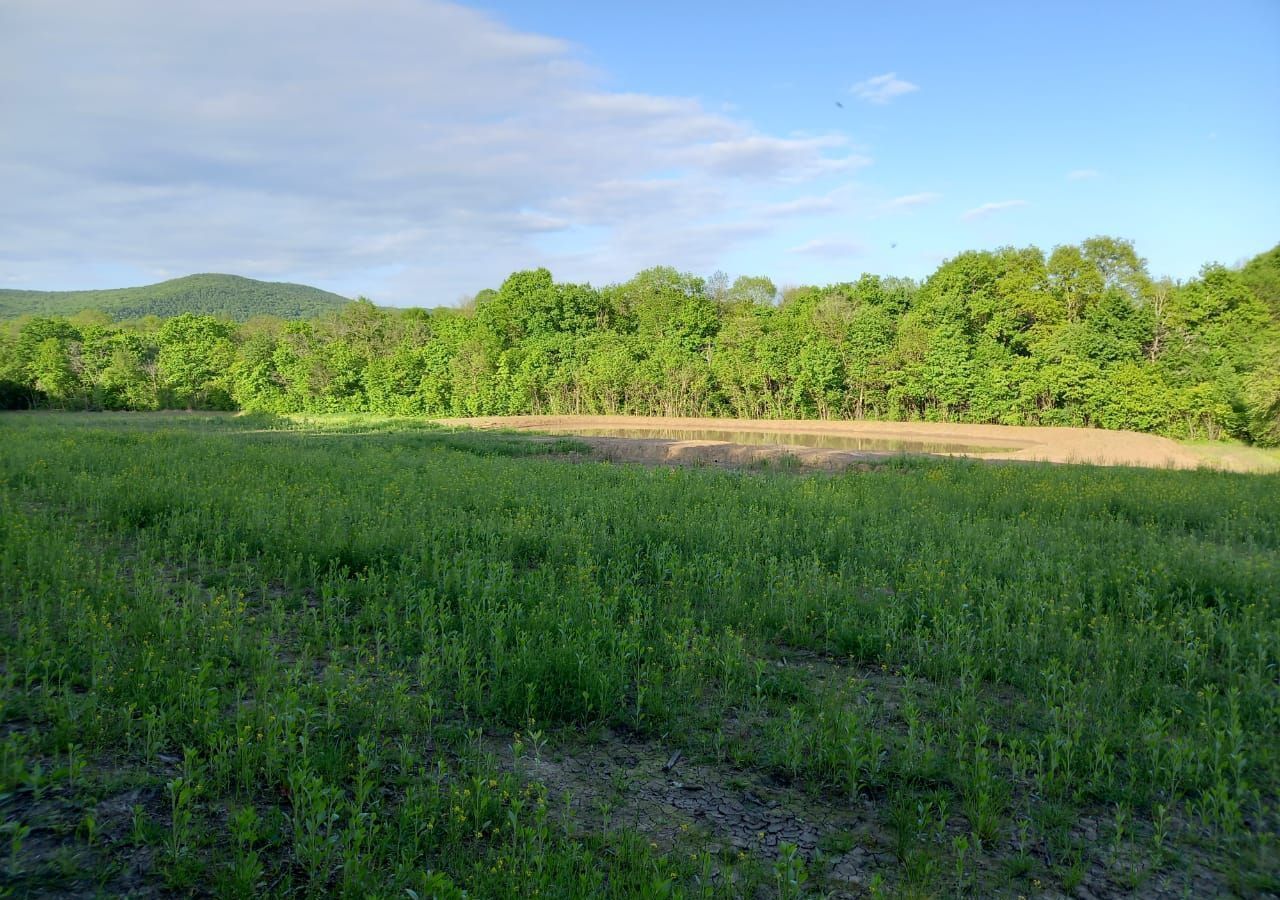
(539, 427, 1006, 455)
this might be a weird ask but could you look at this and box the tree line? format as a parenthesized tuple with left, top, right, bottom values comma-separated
(3, 237, 1278, 444)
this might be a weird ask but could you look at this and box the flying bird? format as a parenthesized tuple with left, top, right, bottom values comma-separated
(835, 101, 844, 108)
(890, 242, 898, 249)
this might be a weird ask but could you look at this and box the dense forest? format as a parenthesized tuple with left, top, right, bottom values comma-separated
(0, 273, 350, 321)
(2, 237, 1278, 444)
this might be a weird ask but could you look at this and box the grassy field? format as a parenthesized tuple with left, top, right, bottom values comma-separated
(1, 413, 1277, 897)
(1183, 440, 1280, 475)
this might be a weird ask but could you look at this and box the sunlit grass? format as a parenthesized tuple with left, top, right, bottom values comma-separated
(1183, 438, 1280, 473)
(1, 412, 1276, 896)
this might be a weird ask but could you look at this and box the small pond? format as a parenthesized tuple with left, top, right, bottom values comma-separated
(539, 426, 1009, 455)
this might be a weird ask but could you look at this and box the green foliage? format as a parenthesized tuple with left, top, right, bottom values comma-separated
(1, 413, 1277, 895)
(1238, 242, 1280, 318)
(1, 240, 1277, 443)
(1243, 344, 1280, 446)
(156, 314, 237, 409)
(0, 273, 350, 321)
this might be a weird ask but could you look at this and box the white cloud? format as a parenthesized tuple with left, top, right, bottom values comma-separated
(678, 136, 867, 180)
(850, 73, 919, 105)
(961, 200, 1028, 221)
(883, 192, 942, 211)
(760, 196, 838, 217)
(0, 0, 862, 304)
(787, 238, 866, 257)
(1067, 169, 1100, 181)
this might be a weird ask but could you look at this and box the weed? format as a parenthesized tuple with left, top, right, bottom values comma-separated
(1, 412, 1276, 896)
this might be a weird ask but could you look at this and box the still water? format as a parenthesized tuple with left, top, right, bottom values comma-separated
(540, 427, 1006, 455)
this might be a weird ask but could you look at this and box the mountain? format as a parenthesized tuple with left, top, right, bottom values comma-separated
(0, 273, 351, 321)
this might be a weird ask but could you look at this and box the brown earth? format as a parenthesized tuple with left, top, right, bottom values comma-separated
(437, 415, 1245, 472)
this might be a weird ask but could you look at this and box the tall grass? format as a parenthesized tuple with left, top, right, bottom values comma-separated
(1, 412, 1276, 896)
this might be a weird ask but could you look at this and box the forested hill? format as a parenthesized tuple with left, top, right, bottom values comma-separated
(0, 274, 350, 321)
(2, 238, 1278, 445)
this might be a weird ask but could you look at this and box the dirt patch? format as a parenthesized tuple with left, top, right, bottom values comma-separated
(0, 760, 169, 899)
(490, 728, 894, 895)
(472, 638, 1240, 899)
(437, 416, 1233, 472)
(485, 723, 1229, 899)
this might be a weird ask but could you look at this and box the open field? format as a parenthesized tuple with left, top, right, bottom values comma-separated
(1179, 441, 1280, 475)
(1, 412, 1277, 897)
(443, 415, 1270, 472)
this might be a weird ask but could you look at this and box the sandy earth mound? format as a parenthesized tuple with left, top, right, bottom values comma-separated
(438, 415, 1234, 472)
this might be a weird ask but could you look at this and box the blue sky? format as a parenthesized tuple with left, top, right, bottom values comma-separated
(2, 0, 1277, 305)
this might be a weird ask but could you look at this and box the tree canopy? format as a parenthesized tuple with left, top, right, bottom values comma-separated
(3, 239, 1277, 444)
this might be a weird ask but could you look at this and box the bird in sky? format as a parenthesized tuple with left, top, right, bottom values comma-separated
(835, 100, 844, 108)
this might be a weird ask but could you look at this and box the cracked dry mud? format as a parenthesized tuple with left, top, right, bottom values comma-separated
(492, 729, 1240, 899)
(494, 729, 893, 894)
(479, 636, 1242, 900)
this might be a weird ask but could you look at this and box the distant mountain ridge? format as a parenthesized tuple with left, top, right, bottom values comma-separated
(0, 273, 351, 321)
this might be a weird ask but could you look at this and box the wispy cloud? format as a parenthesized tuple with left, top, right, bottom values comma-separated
(787, 238, 865, 257)
(850, 73, 919, 105)
(0, 0, 862, 303)
(759, 195, 838, 217)
(883, 191, 942, 211)
(961, 200, 1028, 221)
(679, 136, 867, 180)
(1067, 169, 1100, 181)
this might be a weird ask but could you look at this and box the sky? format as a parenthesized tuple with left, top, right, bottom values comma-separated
(1, 0, 1277, 306)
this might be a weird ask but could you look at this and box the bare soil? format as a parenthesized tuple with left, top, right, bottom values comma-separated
(480, 646, 1231, 899)
(438, 416, 1240, 472)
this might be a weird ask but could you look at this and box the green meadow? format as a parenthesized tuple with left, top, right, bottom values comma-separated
(1, 413, 1276, 897)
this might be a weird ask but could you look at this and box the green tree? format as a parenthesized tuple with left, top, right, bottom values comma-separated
(610, 267, 718, 355)
(2, 235, 1273, 445)
(93, 331, 158, 410)
(1047, 245, 1102, 322)
(156, 314, 237, 409)
(1243, 342, 1280, 445)
(30, 337, 82, 407)
(726, 275, 777, 306)
(1238, 242, 1280, 318)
